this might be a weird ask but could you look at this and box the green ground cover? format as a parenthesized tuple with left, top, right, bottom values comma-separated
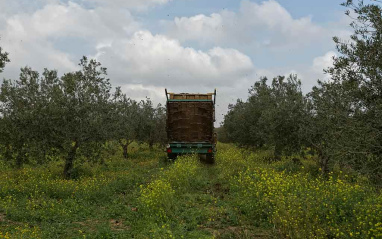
(0, 144, 381, 238)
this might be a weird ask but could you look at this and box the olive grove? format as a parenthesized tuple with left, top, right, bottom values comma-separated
(222, 0, 382, 184)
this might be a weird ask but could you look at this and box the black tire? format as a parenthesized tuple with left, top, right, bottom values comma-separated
(167, 153, 177, 160)
(205, 153, 215, 164)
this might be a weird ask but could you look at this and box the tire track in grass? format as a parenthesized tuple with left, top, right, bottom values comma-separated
(136, 150, 273, 238)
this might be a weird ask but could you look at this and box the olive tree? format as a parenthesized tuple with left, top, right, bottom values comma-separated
(151, 104, 167, 148)
(0, 40, 9, 73)
(112, 87, 141, 158)
(313, 0, 382, 181)
(0, 67, 60, 166)
(136, 99, 166, 149)
(223, 75, 307, 159)
(223, 100, 252, 147)
(54, 57, 114, 178)
(261, 75, 307, 159)
(305, 80, 357, 175)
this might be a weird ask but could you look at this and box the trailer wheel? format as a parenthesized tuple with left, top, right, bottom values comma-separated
(205, 154, 215, 164)
(167, 153, 177, 160)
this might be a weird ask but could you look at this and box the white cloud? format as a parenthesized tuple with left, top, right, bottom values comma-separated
(312, 51, 336, 76)
(166, 0, 326, 49)
(0, 0, 350, 125)
(167, 12, 234, 45)
(85, 0, 174, 11)
(0, 1, 256, 125)
(91, 30, 255, 125)
(93, 30, 255, 88)
(228, 51, 338, 94)
(0, 1, 140, 78)
(283, 51, 337, 92)
(7, 2, 138, 40)
(0, 0, 173, 16)
(121, 84, 166, 105)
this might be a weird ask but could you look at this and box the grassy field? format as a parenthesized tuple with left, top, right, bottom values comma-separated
(0, 143, 381, 238)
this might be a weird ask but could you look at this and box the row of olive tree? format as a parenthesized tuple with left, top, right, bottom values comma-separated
(222, 0, 382, 183)
(113, 87, 166, 159)
(223, 75, 306, 159)
(0, 54, 166, 178)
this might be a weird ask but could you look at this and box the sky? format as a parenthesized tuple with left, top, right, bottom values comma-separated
(0, 0, 351, 124)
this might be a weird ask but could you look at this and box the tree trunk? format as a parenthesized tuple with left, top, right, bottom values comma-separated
(4, 144, 13, 162)
(122, 143, 128, 159)
(321, 155, 329, 177)
(16, 153, 23, 168)
(39, 148, 46, 165)
(15, 144, 25, 168)
(149, 140, 154, 151)
(317, 147, 329, 177)
(119, 139, 132, 159)
(64, 141, 79, 179)
(274, 143, 282, 161)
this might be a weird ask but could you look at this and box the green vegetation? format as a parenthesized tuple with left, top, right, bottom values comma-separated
(0, 1, 381, 238)
(0, 143, 381, 238)
(0, 38, 9, 73)
(221, 0, 382, 185)
(0, 57, 166, 178)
